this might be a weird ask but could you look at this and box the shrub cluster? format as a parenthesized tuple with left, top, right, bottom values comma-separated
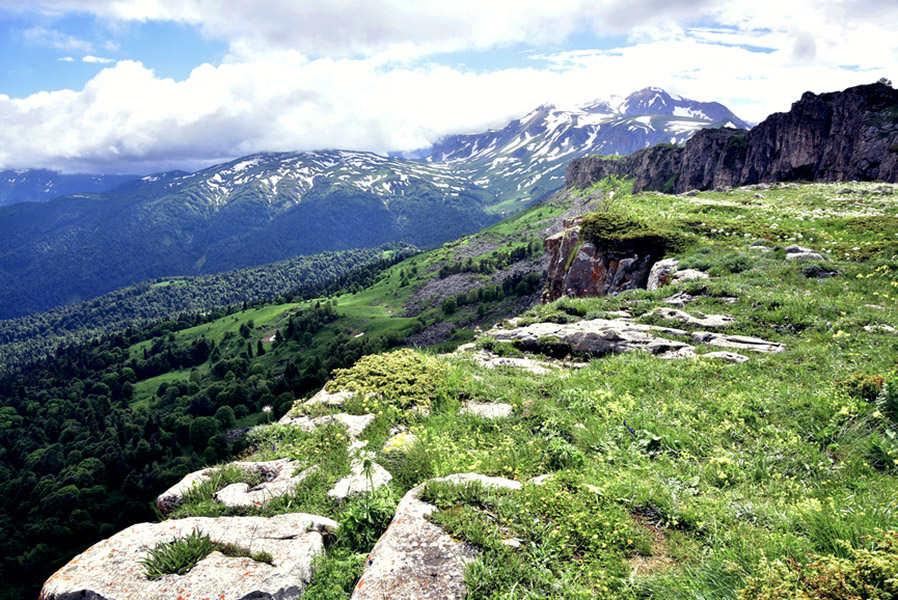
(580, 211, 690, 256)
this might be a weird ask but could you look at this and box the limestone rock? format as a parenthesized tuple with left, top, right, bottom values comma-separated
(704, 351, 750, 363)
(691, 331, 786, 353)
(541, 224, 656, 303)
(663, 291, 697, 307)
(328, 461, 393, 502)
(647, 307, 736, 328)
(469, 350, 557, 374)
(461, 402, 513, 419)
(212, 466, 318, 509)
(673, 268, 710, 283)
(785, 244, 826, 261)
(303, 388, 356, 408)
(279, 413, 375, 438)
(350, 473, 521, 600)
(864, 324, 897, 334)
(157, 459, 315, 512)
(40, 513, 337, 600)
(489, 319, 691, 357)
(647, 259, 679, 291)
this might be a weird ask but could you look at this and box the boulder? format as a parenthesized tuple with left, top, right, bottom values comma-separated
(647, 259, 679, 291)
(328, 461, 393, 502)
(673, 269, 710, 283)
(350, 473, 521, 600)
(40, 514, 337, 600)
(461, 402, 513, 419)
(647, 307, 736, 328)
(489, 319, 692, 357)
(157, 459, 315, 512)
(691, 331, 786, 353)
(785, 244, 826, 261)
(303, 388, 356, 408)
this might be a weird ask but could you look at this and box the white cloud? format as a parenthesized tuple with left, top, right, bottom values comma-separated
(58, 56, 74, 62)
(82, 55, 115, 64)
(22, 25, 93, 52)
(0, 0, 895, 172)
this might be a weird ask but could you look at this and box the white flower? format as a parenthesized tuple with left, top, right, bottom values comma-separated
(262, 405, 273, 413)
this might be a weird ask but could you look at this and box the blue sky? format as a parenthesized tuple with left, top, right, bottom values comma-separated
(0, 0, 895, 174)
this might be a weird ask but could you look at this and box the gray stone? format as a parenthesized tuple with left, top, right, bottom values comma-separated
(212, 466, 318, 509)
(691, 331, 786, 353)
(461, 402, 513, 419)
(350, 473, 521, 600)
(663, 291, 696, 307)
(647, 307, 736, 328)
(785, 245, 813, 254)
(489, 319, 691, 357)
(469, 350, 557, 374)
(279, 413, 376, 438)
(673, 268, 710, 283)
(328, 461, 393, 502)
(157, 459, 315, 512)
(40, 513, 337, 600)
(864, 324, 897, 334)
(786, 251, 826, 261)
(647, 258, 679, 291)
(704, 351, 750, 363)
(302, 387, 356, 408)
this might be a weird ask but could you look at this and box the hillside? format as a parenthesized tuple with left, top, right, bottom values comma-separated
(2, 177, 896, 598)
(0, 169, 136, 207)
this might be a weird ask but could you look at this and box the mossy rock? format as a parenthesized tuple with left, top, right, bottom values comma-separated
(580, 212, 691, 256)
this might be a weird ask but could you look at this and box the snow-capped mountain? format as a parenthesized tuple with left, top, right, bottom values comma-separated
(122, 149, 492, 213)
(428, 87, 749, 208)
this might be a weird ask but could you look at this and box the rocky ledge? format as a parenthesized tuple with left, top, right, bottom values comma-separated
(39, 513, 337, 600)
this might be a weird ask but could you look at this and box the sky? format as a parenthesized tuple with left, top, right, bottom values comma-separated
(0, 0, 896, 175)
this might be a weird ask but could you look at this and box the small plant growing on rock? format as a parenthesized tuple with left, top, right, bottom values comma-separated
(140, 529, 217, 579)
(140, 529, 275, 580)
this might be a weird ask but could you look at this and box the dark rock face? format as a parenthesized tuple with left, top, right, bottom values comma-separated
(541, 217, 655, 303)
(566, 83, 898, 193)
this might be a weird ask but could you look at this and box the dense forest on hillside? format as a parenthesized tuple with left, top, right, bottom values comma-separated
(0, 256, 428, 599)
(0, 244, 416, 374)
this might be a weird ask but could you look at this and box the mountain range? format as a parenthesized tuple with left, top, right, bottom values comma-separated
(0, 87, 748, 318)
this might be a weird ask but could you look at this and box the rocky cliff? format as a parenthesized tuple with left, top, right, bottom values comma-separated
(566, 82, 898, 193)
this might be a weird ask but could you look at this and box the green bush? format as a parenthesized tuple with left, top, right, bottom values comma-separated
(337, 489, 397, 553)
(329, 349, 447, 411)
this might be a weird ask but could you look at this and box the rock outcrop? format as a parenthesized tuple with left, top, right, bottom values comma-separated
(157, 458, 317, 512)
(351, 473, 521, 600)
(542, 217, 656, 303)
(566, 82, 898, 193)
(490, 319, 692, 356)
(40, 513, 337, 600)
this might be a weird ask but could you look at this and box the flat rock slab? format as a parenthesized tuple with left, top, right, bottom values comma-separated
(648, 307, 736, 328)
(351, 473, 521, 600)
(691, 331, 785, 353)
(157, 459, 314, 512)
(490, 319, 691, 357)
(469, 350, 557, 374)
(40, 513, 338, 600)
(328, 461, 393, 502)
(864, 324, 897, 334)
(279, 413, 376, 438)
(304, 388, 356, 408)
(461, 402, 513, 419)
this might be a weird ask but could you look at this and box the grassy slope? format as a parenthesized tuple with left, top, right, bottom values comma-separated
(132, 180, 898, 599)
